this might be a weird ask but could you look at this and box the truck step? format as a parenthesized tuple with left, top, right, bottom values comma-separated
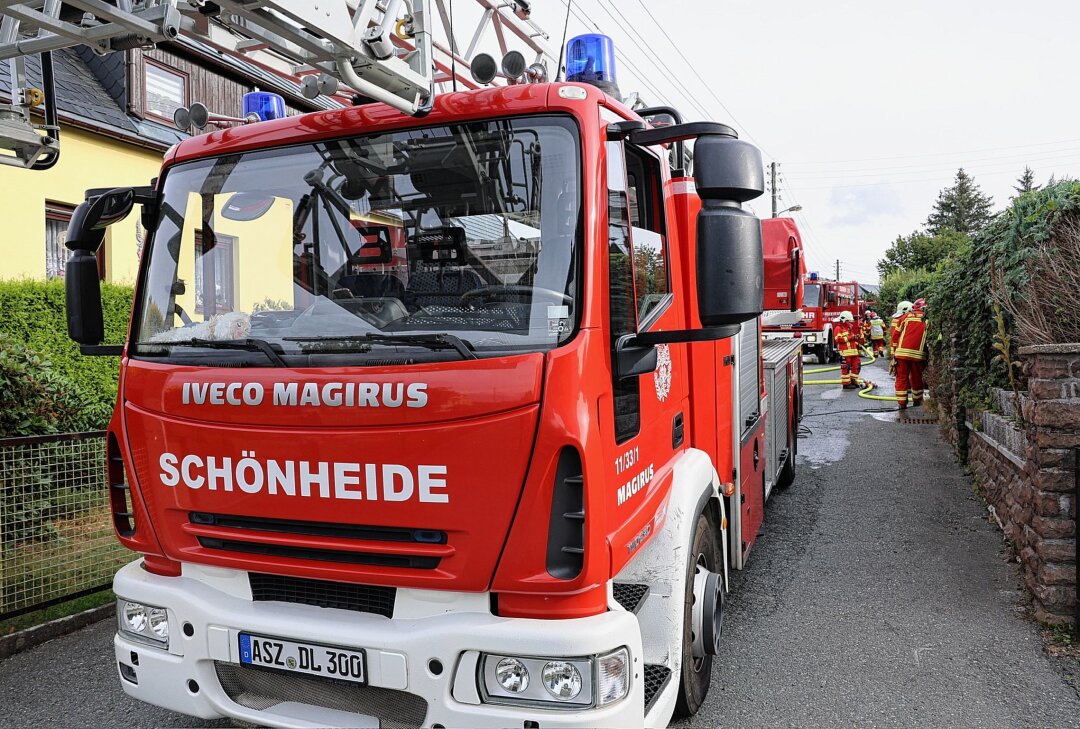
(643, 663, 672, 714)
(611, 583, 650, 614)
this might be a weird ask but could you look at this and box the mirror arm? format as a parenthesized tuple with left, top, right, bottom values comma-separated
(80, 345, 123, 356)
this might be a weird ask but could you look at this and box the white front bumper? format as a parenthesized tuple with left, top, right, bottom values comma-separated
(112, 560, 645, 728)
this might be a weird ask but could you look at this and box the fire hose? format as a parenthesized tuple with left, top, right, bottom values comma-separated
(801, 349, 901, 402)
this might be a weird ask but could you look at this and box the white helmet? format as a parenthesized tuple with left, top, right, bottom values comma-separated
(837, 310, 854, 322)
(894, 300, 913, 318)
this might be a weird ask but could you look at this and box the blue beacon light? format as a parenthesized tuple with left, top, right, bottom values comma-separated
(242, 91, 286, 122)
(565, 33, 620, 98)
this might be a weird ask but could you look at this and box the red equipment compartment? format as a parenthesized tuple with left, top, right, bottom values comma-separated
(739, 422, 767, 557)
(120, 355, 544, 591)
(760, 217, 806, 313)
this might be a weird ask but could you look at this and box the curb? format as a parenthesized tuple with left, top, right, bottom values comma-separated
(0, 603, 114, 660)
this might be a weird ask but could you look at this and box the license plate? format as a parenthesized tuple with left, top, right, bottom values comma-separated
(239, 633, 366, 684)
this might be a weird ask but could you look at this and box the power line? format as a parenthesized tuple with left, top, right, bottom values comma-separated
(783, 137, 1080, 168)
(557, 1, 678, 113)
(792, 164, 1080, 191)
(784, 147, 1080, 181)
(632, 0, 772, 157)
(589, 0, 715, 122)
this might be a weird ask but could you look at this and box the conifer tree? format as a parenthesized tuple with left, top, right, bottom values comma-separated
(925, 168, 995, 236)
(1013, 166, 1037, 196)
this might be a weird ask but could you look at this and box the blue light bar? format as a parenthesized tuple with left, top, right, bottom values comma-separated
(242, 91, 286, 122)
(565, 33, 619, 97)
(809, 272, 819, 280)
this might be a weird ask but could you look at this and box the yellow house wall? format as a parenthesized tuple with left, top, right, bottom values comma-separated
(173, 193, 295, 321)
(0, 124, 165, 284)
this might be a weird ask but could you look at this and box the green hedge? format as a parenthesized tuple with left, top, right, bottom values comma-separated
(927, 180, 1080, 412)
(0, 279, 132, 435)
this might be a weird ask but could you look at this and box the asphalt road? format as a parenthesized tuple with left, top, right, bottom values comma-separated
(684, 357, 1080, 728)
(1, 357, 1077, 727)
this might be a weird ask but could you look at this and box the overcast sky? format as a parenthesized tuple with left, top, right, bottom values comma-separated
(454, 0, 1080, 284)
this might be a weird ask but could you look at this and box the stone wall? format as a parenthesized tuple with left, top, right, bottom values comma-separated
(965, 345, 1078, 626)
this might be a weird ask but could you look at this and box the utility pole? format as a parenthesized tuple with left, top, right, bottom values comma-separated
(770, 162, 778, 218)
(835, 259, 841, 281)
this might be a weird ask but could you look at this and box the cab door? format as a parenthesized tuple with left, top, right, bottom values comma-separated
(601, 135, 688, 574)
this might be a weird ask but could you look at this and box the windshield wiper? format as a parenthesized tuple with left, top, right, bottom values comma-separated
(141, 337, 287, 367)
(284, 332, 477, 360)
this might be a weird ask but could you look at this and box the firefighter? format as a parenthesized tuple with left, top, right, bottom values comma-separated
(834, 310, 862, 389)
(890, 300, 913, 360)
(892, 298, 928, 408)
(868, 310, 886, 356)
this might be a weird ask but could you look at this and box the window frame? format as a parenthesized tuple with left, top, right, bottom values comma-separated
(45, 201, 106, 280)
(623, 144, 673, 334)
(193, 229, 237, 315)
(142, 58, 189, 122)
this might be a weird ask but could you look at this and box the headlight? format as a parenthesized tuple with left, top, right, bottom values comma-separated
(117, 600, 169, 648)
(480, 648, 629, 709)
(147, 608, 169, 641)
(495, 657, 529, 694)
(542, 661, 582, 700)
(123, 602, 147, 633)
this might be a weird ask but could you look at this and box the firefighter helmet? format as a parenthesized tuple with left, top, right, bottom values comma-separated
(837, 310, 855, 322)
(893, 300, 913, 318)
(913, 298, 927, 311)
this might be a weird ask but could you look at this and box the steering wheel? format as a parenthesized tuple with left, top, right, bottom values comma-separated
(460, 285, 574, 308)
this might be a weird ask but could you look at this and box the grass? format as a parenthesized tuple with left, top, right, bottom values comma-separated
(2, 505, 130, 626)
(1, 589, 115, 635)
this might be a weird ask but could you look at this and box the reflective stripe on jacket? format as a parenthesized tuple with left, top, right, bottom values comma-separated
(894, 313, 927, 360)
(834, 325, 860, 357)
(870, 317, 885, 339)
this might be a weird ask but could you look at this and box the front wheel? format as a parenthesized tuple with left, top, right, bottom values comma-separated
(673, 511, 723, 718)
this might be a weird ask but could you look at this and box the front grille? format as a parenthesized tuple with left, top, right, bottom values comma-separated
(250, 573, 396, 618)
(215, 662, 427, 729)
(189, 512, 447, 544)
(643, 664, 671, 714)
(197, 537, 440, 569)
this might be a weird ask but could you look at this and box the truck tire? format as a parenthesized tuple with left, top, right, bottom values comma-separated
(827, 333, 838, 363)
(813, 344, 826, 364)
(673, 511, 722, 718)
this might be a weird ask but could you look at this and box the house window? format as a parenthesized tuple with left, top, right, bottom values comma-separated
(194, 231, 236, 315)
(45, 202, 105, 280)
(144, 60, 187, 120)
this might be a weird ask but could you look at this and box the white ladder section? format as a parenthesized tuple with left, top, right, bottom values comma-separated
(0, 0, 439, 168)
(0, 0, 556, 169)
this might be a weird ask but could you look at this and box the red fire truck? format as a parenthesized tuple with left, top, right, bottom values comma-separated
(766, 273, 861, 364)
(10, 7, 801, 728)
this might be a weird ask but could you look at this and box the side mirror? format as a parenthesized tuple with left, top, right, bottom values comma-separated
(65, 252, 104, 345)
(624, 121, 764, 345)
(63, 186, 155, 355)
(66, 188, 135, 250)
(694, 134, 765, 329)
(614, 335, 658, 379)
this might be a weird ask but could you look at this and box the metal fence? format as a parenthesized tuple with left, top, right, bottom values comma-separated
(0, 432, 131, 620)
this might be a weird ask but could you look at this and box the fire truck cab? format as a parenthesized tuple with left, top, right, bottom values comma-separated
(54, 33, 802, 729)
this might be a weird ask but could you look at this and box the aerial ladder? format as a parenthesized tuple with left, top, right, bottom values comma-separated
(0, 0, 556, 169)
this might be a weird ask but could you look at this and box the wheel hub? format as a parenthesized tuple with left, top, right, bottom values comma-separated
(690, 564, 724, 660)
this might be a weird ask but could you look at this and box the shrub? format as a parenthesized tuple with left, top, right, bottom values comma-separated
(0, 333, 82, 437)
(0, 279, 131, 434)
(925, 180, 1080, 413)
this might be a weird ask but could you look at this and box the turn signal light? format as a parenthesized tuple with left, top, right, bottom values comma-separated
(722, 482, 736, 497)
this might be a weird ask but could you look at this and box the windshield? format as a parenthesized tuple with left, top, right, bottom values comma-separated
(803, 283, 822, 308)
(131, 115, 582, 366)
